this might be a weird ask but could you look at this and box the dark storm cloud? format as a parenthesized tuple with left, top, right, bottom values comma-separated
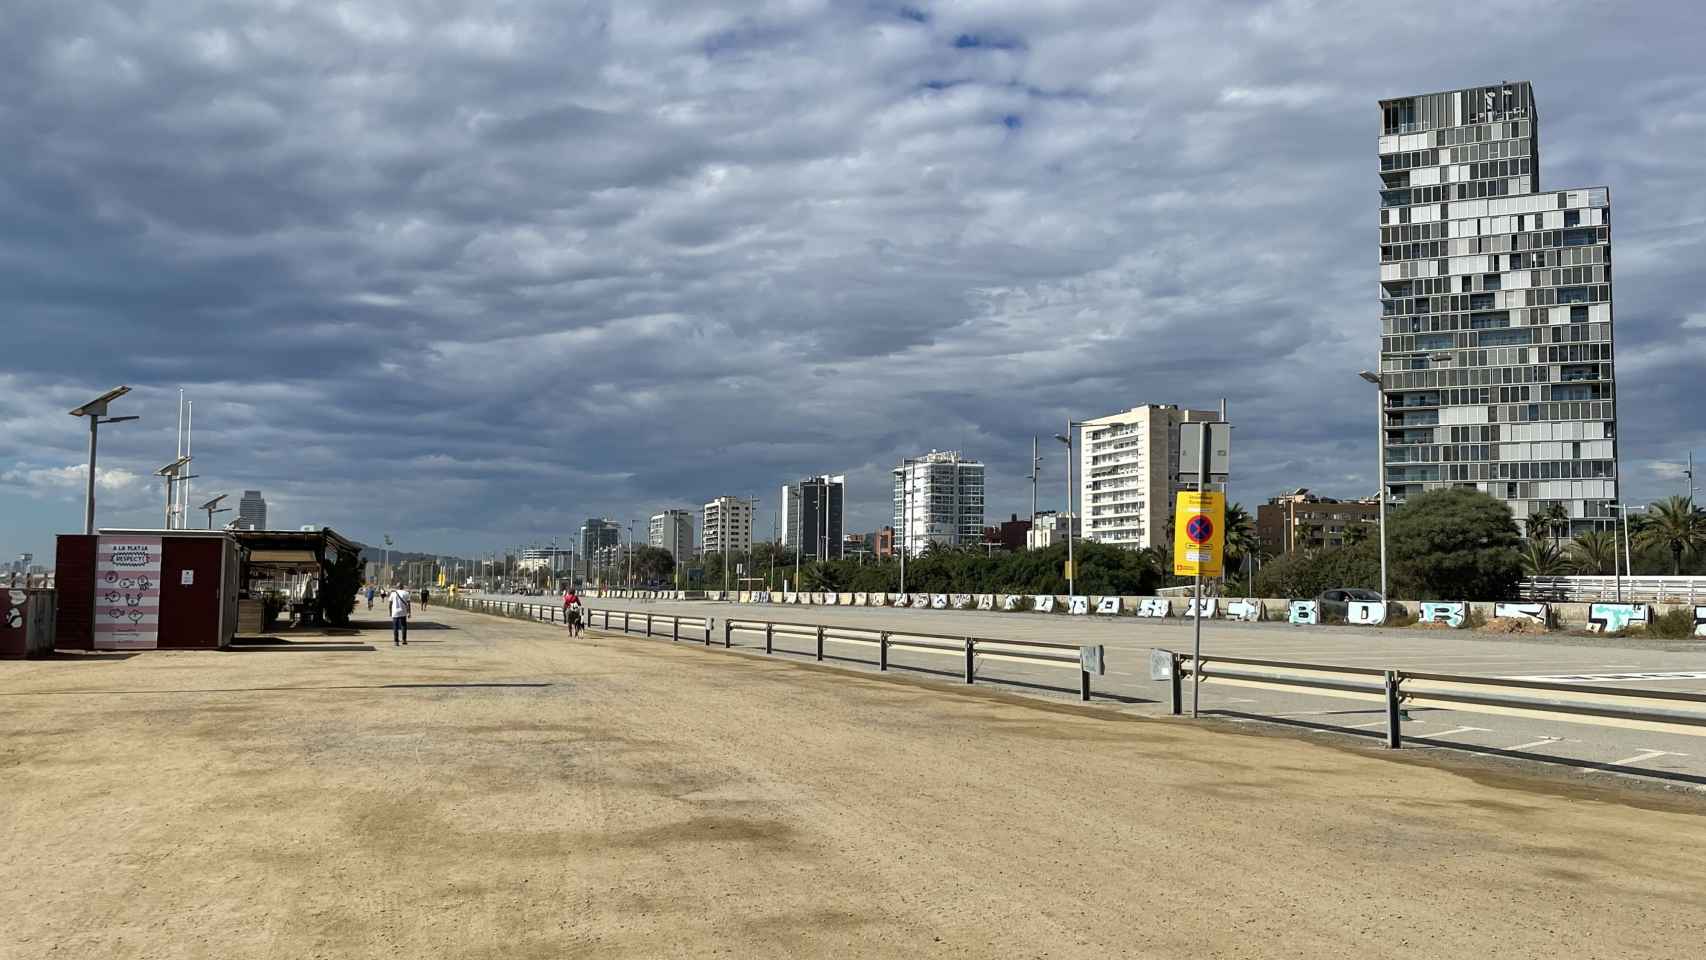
(3, 0, 1705, 560)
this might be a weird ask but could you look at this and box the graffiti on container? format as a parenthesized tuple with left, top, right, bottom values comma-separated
(1068, 596, 1089, 615)
(1347, 601, 1388, 626)
(1225, 599, 1262, 622)
(1032, 595, 1056, 613)
(977, 595, 995, 611)
(1185, 597, 1218, 619)
(1001, 594, 1022, 611)
(1493, 602, 1549, 625)
(1288, 600, 1319, 625)
(1095, 596, 1120, 615)
(951, 594, 973, 609)
(1696, 606, 1706, 638)
(1137, 598, 1170, 618)
(1587, 603, 1649, 634)
(1418, 602, 1466, 627)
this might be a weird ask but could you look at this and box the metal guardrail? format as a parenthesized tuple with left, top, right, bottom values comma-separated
(726, 617, 1104, 701)
(454, 597, 716, 645)
(1160, 649, 1706, 749)
(1524, 575, 1704, 603)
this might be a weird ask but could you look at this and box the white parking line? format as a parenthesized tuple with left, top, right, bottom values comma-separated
(1422, 726, 1492, 739)
(1604, 749, 1688, 768)
(1505, 737, 1562, 751)
(1343, 719, 1396, 730)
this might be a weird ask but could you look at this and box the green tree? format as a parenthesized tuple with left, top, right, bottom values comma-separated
(317, 549, 362, 627)
(1635, 496, 1706, 575)
(1566, 529, 1618, 575)
(1252, 541, 1380, 599)
(630, 545, 675, 585)
(1540, 502, 1570, 544)
(1520, 539, 1568, 576)
(1385, 488, 1522, 600)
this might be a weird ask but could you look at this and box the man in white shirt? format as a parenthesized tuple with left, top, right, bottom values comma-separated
(389, 584, 412, 646)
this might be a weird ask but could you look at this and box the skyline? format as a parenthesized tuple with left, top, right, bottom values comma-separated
(5, 2, 1706, 562)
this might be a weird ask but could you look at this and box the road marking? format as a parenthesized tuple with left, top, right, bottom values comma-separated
(1423, 726, 1492, 739)
(1504, 671, 1706, 683)
(1605, 749, 1687, 767)
(1343, 719, 1396, 729)
(1504, 737, 1562, 751)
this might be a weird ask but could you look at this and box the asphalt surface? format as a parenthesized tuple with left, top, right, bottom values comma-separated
(468, 592, 1706, 787)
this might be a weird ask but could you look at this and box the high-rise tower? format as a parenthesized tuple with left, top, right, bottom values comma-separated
(1378, 82, 1617, 535)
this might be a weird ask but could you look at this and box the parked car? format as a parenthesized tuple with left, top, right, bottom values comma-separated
(1315, 588, 1384, 621)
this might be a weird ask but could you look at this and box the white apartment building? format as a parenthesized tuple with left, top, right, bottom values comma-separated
(1026, 511, 1079, 550)
(701, 496, 754, 556)
(892, 451, 984, 556)
(649, 509, 695, 563)
(1079, 404, 1218, 550)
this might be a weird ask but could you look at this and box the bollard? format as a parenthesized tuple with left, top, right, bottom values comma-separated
(1384, 670, 1404, 749)
(1170, 652, 1184, 716)
(963, 638, 974, 684)
(1079, 669, 1091, 702)
(672, 616, 680, 642)
(723, 620, 732, 647)
(816, 625, 825, 662)
(765, 624, 773, 655)
(646, 613, 653, 637)
(879, 631, 889, 671)
(623, 611, 631, 633)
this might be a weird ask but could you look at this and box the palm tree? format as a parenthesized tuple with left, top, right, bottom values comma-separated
(1540, 501, 1570, 544)
(1524, 509, 1553, 542)
(1635, 496, 1706, 575)
(1567, 529, 1618, 575)
(1521, 539, 1569, 576)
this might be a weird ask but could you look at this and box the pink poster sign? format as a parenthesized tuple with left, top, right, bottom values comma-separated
(95, 535, 162, 650)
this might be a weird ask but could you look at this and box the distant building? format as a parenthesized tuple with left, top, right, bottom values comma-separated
(781, 475, 845, 561)
(649, 510, 695, 563)
(237, 490, 267, 530)
(1079, 404, 1218, 550)
(1027, 511, 1079, 550)
(873, 527, 895, 559)
(1256, 489, 1381, 555)
(579, 518, 621, 579)
(842, 534, 870, 560)
(997, 514, 1032, 553)
(702, 496, 754, 556)
(893, 451, 985, 555)
(519, 546, 576, 574)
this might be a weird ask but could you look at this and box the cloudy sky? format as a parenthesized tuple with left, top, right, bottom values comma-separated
(4, 0, 1705, 563)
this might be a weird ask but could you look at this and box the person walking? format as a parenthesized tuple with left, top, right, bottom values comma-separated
(421, 587, 430, 609)
(563, 588, 583, 637)
(390, 583, 412, 646)
(366, 585, 375, 611)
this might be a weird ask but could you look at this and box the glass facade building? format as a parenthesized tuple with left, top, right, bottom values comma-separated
(1378, 82, 1617, 535)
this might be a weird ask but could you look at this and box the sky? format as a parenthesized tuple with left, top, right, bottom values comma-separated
(4, 0, 1706, 563)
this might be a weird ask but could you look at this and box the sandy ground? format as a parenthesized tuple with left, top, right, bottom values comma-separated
(3, 606, 1705, 959)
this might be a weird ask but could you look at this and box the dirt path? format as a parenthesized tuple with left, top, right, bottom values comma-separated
(3, 606, 1704, 958)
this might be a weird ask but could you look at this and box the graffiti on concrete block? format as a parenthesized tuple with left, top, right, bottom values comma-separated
(1288, 600, 1319, 625)
(931, 594, 949, 609)
(1185, 597, 1218, 619)
(886, 593, 904, 606)
(951, 594, 973, 609)
(1137, 598, 1170, 618)
(827, 593, 841, 605)
(1001, 594, 1022, 611)
(1095, 596, 1120, 615)
(1068, 596, 1089, 615)
(976, 594, 995, 611)
(1587, 603, 1650, 634)
(852, 592, 867, 606)
(1493, 602, 1549, 625)
(1224, 599, 1262, 622)
(1419, 602, 1466, 627)
(1696, 606, 1706, 638)
(1348, 600, 1388, 626)
(913, 593, 933, 608)
(1032, 595, 1056, 613)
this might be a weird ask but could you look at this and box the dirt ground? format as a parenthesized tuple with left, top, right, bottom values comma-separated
(3, 606, 1705, 959)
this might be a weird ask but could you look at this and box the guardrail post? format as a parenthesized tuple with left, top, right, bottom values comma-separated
(816, 625, 825, 661)
(964, 638, 974, 684)
(623, 611, 631, 633)
(879, 631, 889, 671)
(723, 619, 732, 647)
(1170, 652, 1183, 716)
(1079, 666, 1091, 702)
(1384, 670, 1403, 749)
(645, 613, 653, 636)
(765, 623, 774, 655)
(672, 616, 680, 642)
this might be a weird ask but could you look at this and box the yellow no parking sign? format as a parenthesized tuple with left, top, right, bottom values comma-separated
(1172, 491, 1225, 578)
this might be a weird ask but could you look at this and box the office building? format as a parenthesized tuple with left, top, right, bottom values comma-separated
(579, 518, 621, 579)
(648, 510, 695, 563)
(893, 451, 985, 555)
(1379, 82, 1618, 535)
(1256, 489, 1381, 556)
(781, 475, 845, 561)
(873, 527, 895, 560)
(518, 545, 576, 573)
(1026, 511, 1079, 550)
(997, 514, 1032, 552)
(1078, 404, 1218, 550)
(237, 490, 267, 531)
(702, 496, 754, 556)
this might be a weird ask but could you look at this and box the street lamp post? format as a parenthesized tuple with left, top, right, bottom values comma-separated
(896, 458, 917, 594)
(68, 386, 139, 535)
(1358, 371, 1389, 601)
(1053, 421, 1082, 598)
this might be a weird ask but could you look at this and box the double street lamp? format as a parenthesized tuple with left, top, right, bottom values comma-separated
(69, 386, 139, 535)
(1357, 371, 1390, 601)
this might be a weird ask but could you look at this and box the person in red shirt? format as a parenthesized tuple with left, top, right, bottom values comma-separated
(562, 589, 583, 637)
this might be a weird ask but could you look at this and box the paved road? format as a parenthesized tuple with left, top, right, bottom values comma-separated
(8, 604, 1704, 957)
(470, 592, 1706, 785)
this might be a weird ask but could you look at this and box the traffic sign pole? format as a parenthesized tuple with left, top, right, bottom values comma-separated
(1192, 425, 1209, 719)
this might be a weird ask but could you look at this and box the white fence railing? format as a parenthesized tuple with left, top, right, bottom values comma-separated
(1523, 576, 1705, 603)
